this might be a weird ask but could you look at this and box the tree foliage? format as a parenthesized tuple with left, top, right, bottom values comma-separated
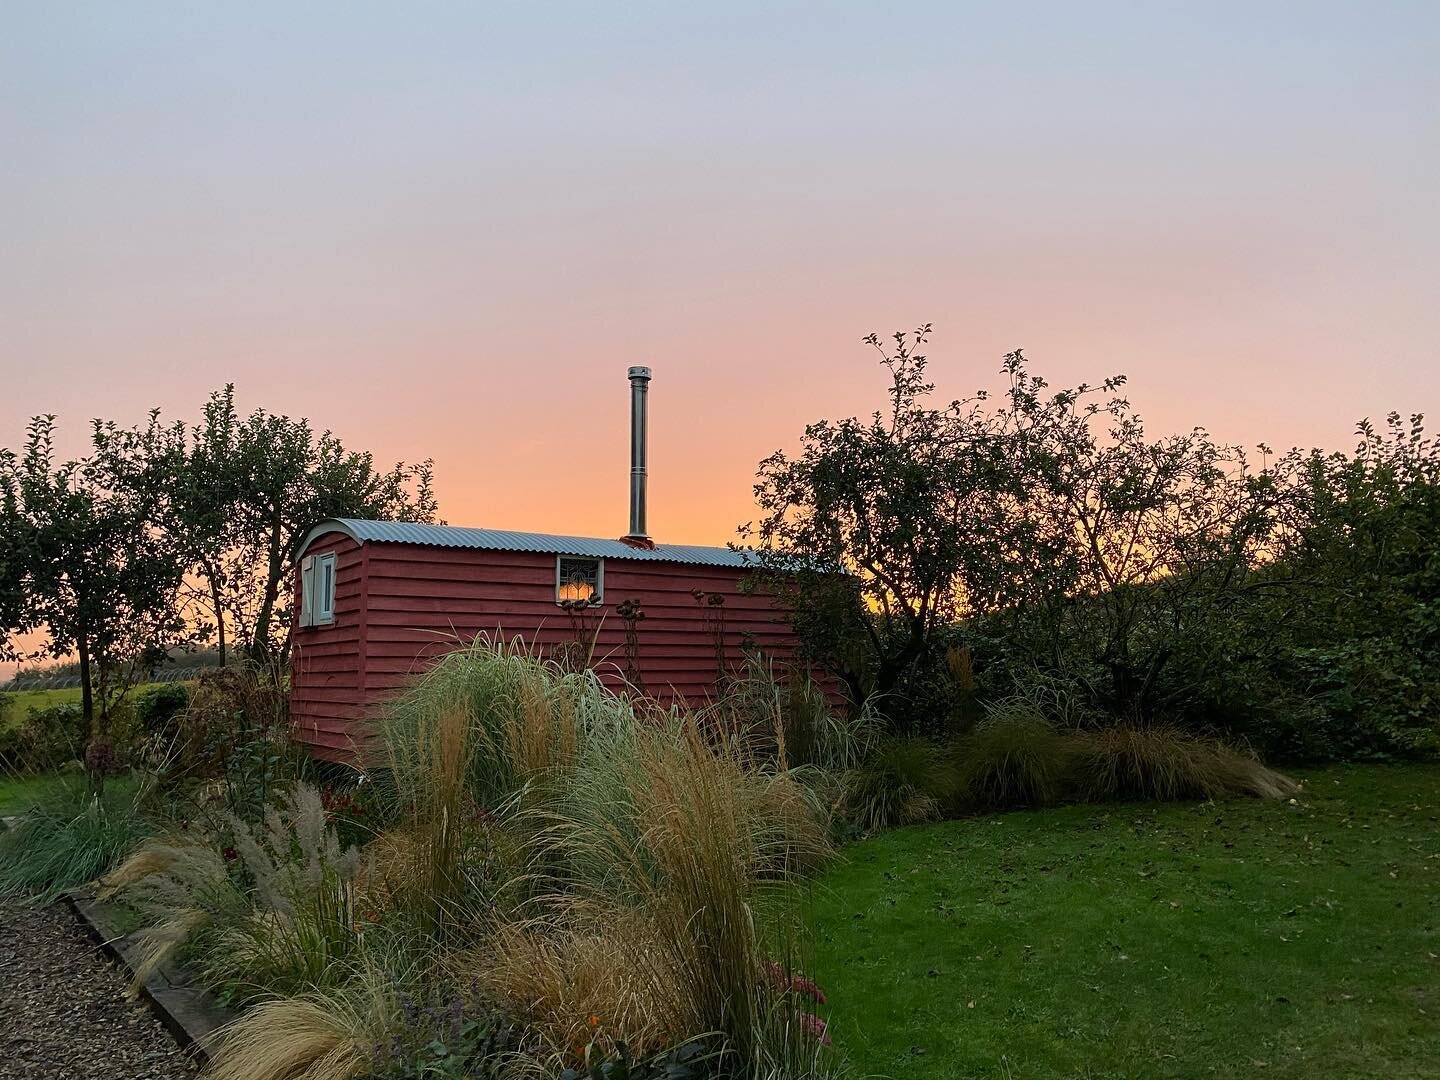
(748, 330, 1439, 759)
(167, 386, 439, 661)
(0, 388, 440, 747)
(1, 414, 187, 766)
(744, 327, 1029, 708)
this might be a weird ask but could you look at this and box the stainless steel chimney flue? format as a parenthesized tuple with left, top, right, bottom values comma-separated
(625, 366, 652, 541)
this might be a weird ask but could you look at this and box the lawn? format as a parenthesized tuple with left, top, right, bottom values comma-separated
(0, 770, 151, 817)
(812, 764, 1440, 1079)
(0, 773, 70, 817)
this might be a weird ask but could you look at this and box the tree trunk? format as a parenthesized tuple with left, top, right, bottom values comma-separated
(77, 634, 94, 733)
(208, 569, 226, 667)
(249, 514, 284, 661)
(77, 634, 104, 796)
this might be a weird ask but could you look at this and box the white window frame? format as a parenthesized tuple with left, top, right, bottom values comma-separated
(300, 552, 338, 627)
(555, 556, 604, 606)
(314, 551, 337, 625)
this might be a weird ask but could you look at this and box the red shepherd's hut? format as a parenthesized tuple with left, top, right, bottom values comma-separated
(289, 367, 804, 761)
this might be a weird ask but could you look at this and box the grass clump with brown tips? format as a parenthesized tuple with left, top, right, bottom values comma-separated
(102, 637, 845, 1080)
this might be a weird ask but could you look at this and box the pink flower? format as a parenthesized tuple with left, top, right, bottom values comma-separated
(797, 1012, 831, 1046)
(763, 961, 828, 1004)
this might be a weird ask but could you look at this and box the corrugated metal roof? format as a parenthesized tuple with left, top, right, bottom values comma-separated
(300, 518, 760, 568)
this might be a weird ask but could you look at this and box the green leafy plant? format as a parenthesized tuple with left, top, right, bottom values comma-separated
(132, 681, 190, 739)
(372, 996, 519, 1079)
(0, 701, 86, 773)
(559, 1038, 721, 1080)
(0, 779, 154, 901)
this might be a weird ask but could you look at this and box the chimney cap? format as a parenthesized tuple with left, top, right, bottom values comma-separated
(627, 366, 652, 381)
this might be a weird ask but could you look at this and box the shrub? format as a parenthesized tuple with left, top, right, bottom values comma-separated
(839, 738, 957, 833)
(951, 702, 1077, 809)
(1072, 725, 1299, 802)
(132, 682, 190, 740)
(165, 664, 297, 820)
(0, 780, 155, 901)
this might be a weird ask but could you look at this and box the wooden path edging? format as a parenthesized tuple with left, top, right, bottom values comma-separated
(62, 887, 234, 1066)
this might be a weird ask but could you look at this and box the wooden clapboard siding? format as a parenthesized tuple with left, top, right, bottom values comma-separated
(289, 534, 806, 762)
(289, 530, 368, 761)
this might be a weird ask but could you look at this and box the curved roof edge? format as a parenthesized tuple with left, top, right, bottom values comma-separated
(296, 518, 761, 569)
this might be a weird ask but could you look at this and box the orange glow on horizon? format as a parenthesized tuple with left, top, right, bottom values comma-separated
(3, 4, 1437, 677)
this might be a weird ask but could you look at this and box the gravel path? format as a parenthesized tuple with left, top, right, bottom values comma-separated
(0, 898, 198, 1079)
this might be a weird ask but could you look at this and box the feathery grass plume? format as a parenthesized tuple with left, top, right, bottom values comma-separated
(1073, 725, 1299, 802)
(215, 784, 362, 995)
(839, 737, 957, 833)
(376, 633, 644, 811)
(101, 837, 240, 991)
(953, 699, 1078, 809)
(357, 818, 517, 949)
(126, 908, 215, 993)
(201, 969, 399, 1080)
(228, 783, 360, 908)
(103, 782, 363, 1000)
(373, 686, 523, 942)
(366, 638, 839, 1075)
(479, 912, 685, 1058)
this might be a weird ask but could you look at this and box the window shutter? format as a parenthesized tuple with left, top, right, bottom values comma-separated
(300, 556, 316, 628)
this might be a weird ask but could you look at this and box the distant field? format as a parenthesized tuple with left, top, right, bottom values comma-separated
(0, 685, 172, 730)
(0, 687, 83, 729)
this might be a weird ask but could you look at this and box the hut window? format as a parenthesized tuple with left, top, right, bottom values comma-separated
(556, 556, 603, 605)
(300, 552, 338, 627)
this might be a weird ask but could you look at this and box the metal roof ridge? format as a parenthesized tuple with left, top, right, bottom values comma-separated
(299, 518, 758, 568)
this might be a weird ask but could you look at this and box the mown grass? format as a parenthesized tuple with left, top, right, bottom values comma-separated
(0, 772, 68, 816)
(812, 764, 1440, 1079)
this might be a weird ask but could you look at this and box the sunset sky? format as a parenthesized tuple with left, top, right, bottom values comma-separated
(3, 2, 1437, 555)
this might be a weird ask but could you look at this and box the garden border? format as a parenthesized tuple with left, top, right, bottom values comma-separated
(62, 886, 233, 1065)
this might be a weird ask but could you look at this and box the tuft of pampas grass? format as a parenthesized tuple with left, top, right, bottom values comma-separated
(490, 719, 834, 1072)
(102, 783, 363, 999)
(839, 737, 957, 832)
